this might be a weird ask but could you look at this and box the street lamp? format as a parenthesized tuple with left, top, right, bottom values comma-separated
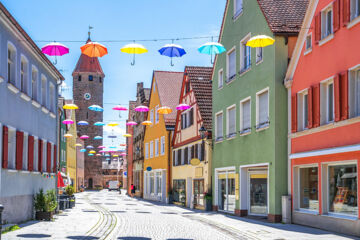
(199, 125, 207, 140)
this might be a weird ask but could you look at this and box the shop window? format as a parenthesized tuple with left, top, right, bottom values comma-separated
(350, 0, 360, 21)
(321, 6, 333, 39)
(349, 68, 360, 118)
(240, 97, 251, 134)
(256, 88, 269, 129)
(226, 105, 236, 138)
(226, 47, 236, 82)
(218, 69, 223, 89)
(215, 112, 223, 141)
(173, 179, 186, 203)
(156, 172, 162, 196)
(217, 171, 236, 212)
(299, 167, 319, 211)
(328, 164, 357, 216)
(240, 34, 251, 73)
(194, 179, 204, 207)
(297, 90, 309, 131)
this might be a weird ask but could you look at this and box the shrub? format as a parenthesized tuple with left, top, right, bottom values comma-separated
(65, 185, 74, 196)
(34, 189, 46, 212)
(45, 189, 57, 212)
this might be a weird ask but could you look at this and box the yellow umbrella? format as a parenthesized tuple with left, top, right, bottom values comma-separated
(141, 121, 153, 126)
(74, 143, 82, 147)
(63, 104, 79, 110)
(64, 133, 73, 138)
(89, 150, 96, 154)
(123, 134, 132, 137)
(113, 154, 119, 157)
(107, 122, 119, 127)
(246, 35, 275, 48)
(121, 43, 148, 65)
(157, 106, 172, 114)
(80, 42, 108, 58)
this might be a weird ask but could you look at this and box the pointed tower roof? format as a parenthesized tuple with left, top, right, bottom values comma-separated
(72, 38, 105, 77)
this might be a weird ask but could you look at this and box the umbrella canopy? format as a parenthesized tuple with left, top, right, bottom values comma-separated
(120, 144, 127, 147)
(96, 154, 102, 156)
(64, 133, 73, 138)
(63, 104, 78, 110)
(89, 150, 96, 154)
(176, 103, 191, 111)
(80, 149, 87, 152)
(80, 135, 89, 139)
(80, 41, 108, 58)
(141, 121, 153, 126)
(198, 42, 226, 63)
(94, 136, 103, 140)
(123, 134, 132, 137)
(246, 35, 275, 48)
(120, 43, 148, 65)
(134, 105, 149, 112)
(88, 105, 103, 112)
(41, 42, 69, 56)
(86, 145, 94, 149)
(108, 135, 117, 138)
(98, 145, 106, 149)
(77, 121, 89, 126)
(99, 150, 106, 153)
(112, 105, 128, 111)
(158, 43, 186, 66)
(88, 153, 94, 156)
(113, 154, 119, 157)
(126, 121, 138, 126)
(120, 153, 127, 156)
(62, 119, 74, 125)
(94, 122, 105, 126)
(107, 122, 119, 127)
(75, 143, 82, 147)
(157, 106, 172, 114)
(109, 146, 117, 149)
(57, 171, 65, 188)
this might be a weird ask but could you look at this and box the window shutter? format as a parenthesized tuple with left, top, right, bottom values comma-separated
(333, 0, 340, 32)
(190, 108, 194, 126)
(308, 87, 313, 128)
(173, 151, 176, 166)
(47, 142, 51, 172)
(177, 150, 181, 166)
(334, 74, 341, 122)
(340, 71, 349, 120)
(315, 14, 321, 44)
(28, 135, 34, 171)
(291, 95, 297, 133)
(16, 131, 24, 170)
(184, 147, 188, 164)
(201, 142, 205, 161)
(2, 126, 8, 169)
(313, 84, 321, 127)
(38, 139, 43, 172)
(191, 145, 195, 158)
(343, 0, 350, 26)
(53, 144, 57, 173)
(194, 144, 198, 158)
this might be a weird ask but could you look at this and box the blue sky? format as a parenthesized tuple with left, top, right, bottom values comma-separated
(2, 0, 226, 148)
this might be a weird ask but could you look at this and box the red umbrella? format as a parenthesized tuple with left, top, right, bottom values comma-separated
(57, 171, 65, 188)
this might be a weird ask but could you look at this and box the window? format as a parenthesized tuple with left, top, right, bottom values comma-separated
(256, 89, 269, 128)
(41, 75, 47, 107)
(349, 69, 360, 118)
(7, 128, 16, 169)
(181, 108, 194, 129)
(321, 6, 333, 39)
(240, 34, 251, 73)
(7, 43, 16, 85)
(88, 75, 93, 81)
(350, 0, 360, 21)
(173, 179, 186, 203)
(256, 47, 263, 63)
(328, 164, 357, 216)
(185, 81, 191, 94)
(160, 136, 165, 155)
(156, 172, 162, 195)
(78, 75, 81, 81)
(187, 146, 192, 164)
(181, 148, 185, 165)
(20, 56, 28, 93)
(49, 83, 55, 112)
(99, 77, 102, 83)
(173, 150, 178, 166)
(299, 167, 319, 211)
(150, 173, 154, 194)
(215, 112, 223, 141)
(240, 98, 251, 133)
(218, 69, 223, 89)
(234, 0, 243, 18)
(297, 91, 309, 131)
(305, 34, 312, 51)
(321, 80, 334, 124)
(150, 141, 153, 158)
(155, 105, 159, 123)
(150, 109, 154, 124)
(226, 48, 236, 82)
(145, 143, 149, 159)
(155, 139, 159, 157)
(227, 105, 236, 138)
(31, 66, 38, 100)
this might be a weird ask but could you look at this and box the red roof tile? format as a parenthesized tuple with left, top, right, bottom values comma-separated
(72, 51, 104, 76)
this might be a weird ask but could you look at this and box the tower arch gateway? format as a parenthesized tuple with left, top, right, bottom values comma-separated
(72, 37, 105, 189)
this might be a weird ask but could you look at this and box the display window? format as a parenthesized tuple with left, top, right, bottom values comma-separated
(299, 167, 319, 211)
(173, 179, 186, 203)
(249, 172, 268, 215)
(217, 172, 235, 212)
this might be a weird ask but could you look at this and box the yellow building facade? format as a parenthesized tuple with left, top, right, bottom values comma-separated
(65, 107, 77, 192)
(143, 71, 183, 202)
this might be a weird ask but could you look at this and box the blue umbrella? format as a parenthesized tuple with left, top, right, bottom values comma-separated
(198, 42, 226, 64)
(77, 121, 89, 126)
(80, 149, 86, 153)
(158, 43, 186, 66)
(108, 135, 117, 138)
(94, 136, 103, 140)
(94, 122, 105, 126)
(109, 146, 117, 149)
(86, 145, 94, 149)
(88, 105, 103, 112)
(88, 153, 94, 156)
(105, 154, 110, 157)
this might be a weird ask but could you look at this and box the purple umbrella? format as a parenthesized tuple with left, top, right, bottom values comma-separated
(134, 105, 149, 112)
(176, 103, 191, 111)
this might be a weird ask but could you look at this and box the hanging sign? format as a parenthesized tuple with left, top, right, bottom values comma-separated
(146, 166, 152, 171)
(190, 158, 200, 166)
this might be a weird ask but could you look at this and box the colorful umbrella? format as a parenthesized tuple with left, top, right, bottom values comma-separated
(158, 43, 186, 66)
(123, 134, 132, 137)
(109, 146, 117, 148)
(141, 121, 153, 126)
(120, 43, 148, 65)
(80, 41, 108, 58)
(78, 121, 89, 126)
(96, 154, 102, 156)
(107, 122, 119, 127)
(94, 122, 105, 126)
(86, 145, 94, 149)
(98, 145, 106, 149)
(113, 154, 119, 157)
(198, 41, 226, 64)
(176, 103, 191, 111)
(134, 105, 149, 112)
(120, 144, 127, 147)
(63, 104, 78, 110)
(64, 133, 73, 138)
(99, 150, 106, 153)
(126, 121, 138, 126)
(57, 171, 65, 188)
(246, 35, 275, 48)
(88, 153, 94, 156)
(80, 135, 89, 139)
(88, 105, 103, 112)
(112, 105, 128, 111)
(108, 135, 117, 138)
(120, 153, 127, 156)
(80, 149, 87, 153)
(62, 119, 74, 125)
(75, 143, 82, 147)
(94, 136, 103, 140)
(105, 154, 111, 157)
(157, 106, 172, 114)
(89, 150, 96, 154)
(42, 42, 69, 65)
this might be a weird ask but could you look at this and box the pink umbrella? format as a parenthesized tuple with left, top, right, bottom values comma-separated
(62, 119, 74, 124)
(98, 146, 106, 149)
(41, 42, 69, 56)
(96, 154, 102, 156)
(80, 135, 89, 139)
(108, 150, 116, 153)
(134, 105, 149, 112)
(99, 150, 106, 153)
(120, 153, 127, 156)
(126, 121, 138, 126)
(176, 103, 190, 111)
(112, 105, 128, 111)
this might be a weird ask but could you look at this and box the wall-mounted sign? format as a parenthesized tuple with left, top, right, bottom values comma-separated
(190, 158, 200, 166)
(124, 171, 127, 176)
(146, 166, 152, 171)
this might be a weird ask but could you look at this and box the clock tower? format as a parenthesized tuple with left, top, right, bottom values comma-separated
(72, 37, 104, 189)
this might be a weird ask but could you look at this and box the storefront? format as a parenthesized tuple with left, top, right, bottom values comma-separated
(215, 168, 237, 213)
(143, 169, 166, 202)
(173, 179, 186, 204)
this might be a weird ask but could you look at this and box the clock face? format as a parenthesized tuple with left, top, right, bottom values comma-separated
(84, 93, 91, 100)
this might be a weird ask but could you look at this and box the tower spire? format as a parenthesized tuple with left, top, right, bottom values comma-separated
(87, 25, 93, 42)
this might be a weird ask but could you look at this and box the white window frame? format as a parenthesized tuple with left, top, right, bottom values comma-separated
(226, 104, 236, 139)
(150, 109, 154, 125)
(145, 143, 149, 159)
(226, 46, 236, 83)
(256, 87, 270, 130)
(215, 111, 224, 141)
(49, 82, 55, 113)
(305, 33, 312, 55)
(218, 68, 223, 89)
(7, 41, 17, 86)
(149, 141, 153, 158)
(22, 132, 28, 171)
(41, 74, 47, 107)
(155, 105, 159, 123)
(350, 0, 360, 21)
(321, 3, 333, 39)
(155, 138, 159, 157)
(297, 89, 309, 131)
(20, 54, 29, 94)
(160, 136, 165, 155)
(240, 97, 251, 134)
(240, 33, 251, 74)
(348, 65, 360, 118)
(7, 127, 16, 170)
(255, 47, 263, 64)
(31, 65, 38, 101)
(320, 77, 334, 125)
(233, 0, 243, 19)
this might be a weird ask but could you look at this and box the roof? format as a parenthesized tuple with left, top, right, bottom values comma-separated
(0, 2, 64, 80)
(185, 66, 213, 130)
(72, 50, 104, 76)
(257, 0, 309, 33)
(153, 71, 184, 127)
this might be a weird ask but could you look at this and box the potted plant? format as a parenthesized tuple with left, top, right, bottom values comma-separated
(34, 189, 57, 221)
(65, 185, 75, 208)
(180, 190, 186, 206)
(204, 192, 213, 211)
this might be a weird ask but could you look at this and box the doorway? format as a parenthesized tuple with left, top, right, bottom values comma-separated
(194, 179, 204, 207)
(217, 171, 236, 212)
(88, 178, 93, 189)
(248, 171, 268, 215)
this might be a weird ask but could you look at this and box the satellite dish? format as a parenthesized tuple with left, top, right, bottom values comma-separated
(190, 158, 200, 166)
(146, 166, 152, 171)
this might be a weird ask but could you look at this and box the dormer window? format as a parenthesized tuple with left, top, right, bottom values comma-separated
(89, 75, 93, 81)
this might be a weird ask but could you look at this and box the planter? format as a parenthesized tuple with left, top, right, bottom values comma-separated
(35, 211, 53, 221)
(69, 195, 75, 208)
(205, 199, 212, 211)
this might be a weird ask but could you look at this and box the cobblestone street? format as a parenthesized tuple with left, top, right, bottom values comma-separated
(3, 190, 356, 240)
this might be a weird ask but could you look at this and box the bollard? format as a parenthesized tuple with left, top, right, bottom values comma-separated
(0, 204, 4, 239)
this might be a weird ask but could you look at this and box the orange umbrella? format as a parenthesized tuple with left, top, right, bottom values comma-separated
(157, 106, 172, 114)
(141, 121, 153, 126)
(80, 42, 108, 58)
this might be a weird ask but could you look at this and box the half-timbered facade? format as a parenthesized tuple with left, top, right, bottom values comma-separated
(172, 66, 213, 209)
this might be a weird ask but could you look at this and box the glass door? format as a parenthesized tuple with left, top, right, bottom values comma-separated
(218, 176, 226, 210)
(217, 171, 236, 212)
(194, 179, 204, 207)
(249, 172, 268, 215)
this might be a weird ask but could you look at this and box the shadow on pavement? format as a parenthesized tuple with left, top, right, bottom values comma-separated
(111, 210, 126, 213)
(167, 239, 193, 240)
(17, 234, 51, 238)
(135, 211, 151, 214)
(67, 236, 99, 239)
(160, 212, 177, 215)
(118, 237, 151, 240)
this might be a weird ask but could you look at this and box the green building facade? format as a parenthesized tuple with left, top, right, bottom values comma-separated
(211, 0, 307, 222)
(59, 99, 67, 173)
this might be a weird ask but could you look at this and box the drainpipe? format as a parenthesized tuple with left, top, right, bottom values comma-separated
(167, 130, 171, 202)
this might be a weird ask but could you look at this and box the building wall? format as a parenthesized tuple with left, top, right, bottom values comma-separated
(76, 138, 84, 191)
(66, 109, 77, 191)
(59, 106, 67, 172)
